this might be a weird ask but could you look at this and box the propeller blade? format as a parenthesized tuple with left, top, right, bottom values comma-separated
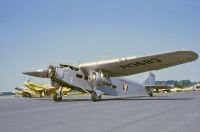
(27, 78, 31, 82)
(22, 69, 48, 78)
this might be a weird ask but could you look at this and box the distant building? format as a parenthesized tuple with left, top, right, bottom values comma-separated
(0, 92, 14, 96)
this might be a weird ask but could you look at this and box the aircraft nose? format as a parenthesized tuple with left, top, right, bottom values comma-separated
(23, 69, 48, 78)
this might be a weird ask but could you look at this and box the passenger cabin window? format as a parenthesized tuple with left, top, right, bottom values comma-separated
(112, 85, 117, 89)
(76, 74, 83, 79)
(84, 76, 88, 80)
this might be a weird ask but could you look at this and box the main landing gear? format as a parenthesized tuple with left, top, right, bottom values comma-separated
(91, 92, 102, 102)
(53, 92, 62, 101)
(53, 87, 63, 102)
(149, 91, 153, 97)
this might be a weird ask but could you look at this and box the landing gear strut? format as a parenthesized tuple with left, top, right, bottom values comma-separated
(53, 87, 63, 102)
(147, 88, 153, 97)
(91, 92, 101, 102)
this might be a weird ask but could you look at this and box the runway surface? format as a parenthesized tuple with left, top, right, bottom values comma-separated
(0, 92, 200, 132)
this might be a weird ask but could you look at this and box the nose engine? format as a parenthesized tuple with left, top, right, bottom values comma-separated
(47, 65, 56, 78)
(23, 65, 64, 101)
(23, 65, 67, 88)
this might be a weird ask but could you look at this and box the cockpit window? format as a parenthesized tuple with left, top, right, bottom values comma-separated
(60, 64, 79, 71)
(70, 66, 79, 71)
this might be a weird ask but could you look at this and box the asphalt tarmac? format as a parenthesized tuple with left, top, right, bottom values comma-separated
(0, 92, 200, 132)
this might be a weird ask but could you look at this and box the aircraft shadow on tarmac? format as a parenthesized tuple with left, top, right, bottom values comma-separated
(32, 95, 195, 102)
(102, 97, 195, 101)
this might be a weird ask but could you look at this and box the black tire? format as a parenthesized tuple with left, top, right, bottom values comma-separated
(149, 91, 153, 97)
(58, 96, 62, 101)
(147, 88, 153, 97)
(91, 92, 98, 102)
(91, 92, 101, 102)
(53, 93, 62, 102)
(27, 93, 32, 98)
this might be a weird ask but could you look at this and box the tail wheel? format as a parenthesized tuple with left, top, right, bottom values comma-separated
(148, 90, 153, 97)
(147, 88, 153, 97)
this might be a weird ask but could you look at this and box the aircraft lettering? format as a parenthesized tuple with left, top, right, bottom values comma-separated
(120, 58, 162, 69)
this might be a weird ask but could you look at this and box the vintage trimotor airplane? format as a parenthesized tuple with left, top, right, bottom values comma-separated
(23, 50, 198, 102)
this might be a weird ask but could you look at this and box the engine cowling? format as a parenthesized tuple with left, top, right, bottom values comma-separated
(48, 65, 56, 78)
(88, 72, 112, 86)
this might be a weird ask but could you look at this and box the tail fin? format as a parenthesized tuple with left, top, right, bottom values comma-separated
(144, 72, 156, 85)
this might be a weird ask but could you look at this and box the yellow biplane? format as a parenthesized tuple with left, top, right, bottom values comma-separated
(15, 81, 71, 98)
(23, 81, 71, 97)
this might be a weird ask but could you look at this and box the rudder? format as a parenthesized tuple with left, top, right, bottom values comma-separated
(144, 72, 156, 85)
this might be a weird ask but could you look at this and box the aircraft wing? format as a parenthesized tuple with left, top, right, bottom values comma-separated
(26, 83, 45, 92)
(30, 88, 44, 92)
(27, 83, 53, 91)
(79, 50, 198, 77)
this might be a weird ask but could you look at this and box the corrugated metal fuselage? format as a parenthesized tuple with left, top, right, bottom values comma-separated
(55, 67, 148, 96)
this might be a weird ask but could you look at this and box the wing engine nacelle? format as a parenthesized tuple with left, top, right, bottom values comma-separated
(88, 72, 112, 86)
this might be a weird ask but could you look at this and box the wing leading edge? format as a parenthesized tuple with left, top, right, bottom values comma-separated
(79, 50, 198, 77)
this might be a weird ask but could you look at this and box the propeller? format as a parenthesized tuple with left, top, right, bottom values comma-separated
(22, 65, 56, 78)
(23, 69, 48, 78)
(23, 65, 61, 89)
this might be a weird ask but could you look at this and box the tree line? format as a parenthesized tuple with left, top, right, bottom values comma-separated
(155, 80, 199, 88)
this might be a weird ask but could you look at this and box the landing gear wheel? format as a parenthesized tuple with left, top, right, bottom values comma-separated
(27, 93, 32, 98)
(53, 92, 62, 102)
(147, 88, 153, 97)
(149, 92, 153, 97)
(91, 92, 97, 102)
(91, 92, 101, 102)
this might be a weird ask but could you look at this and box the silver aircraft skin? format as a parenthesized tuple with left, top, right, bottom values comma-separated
(23, 50, 198, 102)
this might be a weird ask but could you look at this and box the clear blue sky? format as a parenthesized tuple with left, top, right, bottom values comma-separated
(0, 0, 199, 92)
